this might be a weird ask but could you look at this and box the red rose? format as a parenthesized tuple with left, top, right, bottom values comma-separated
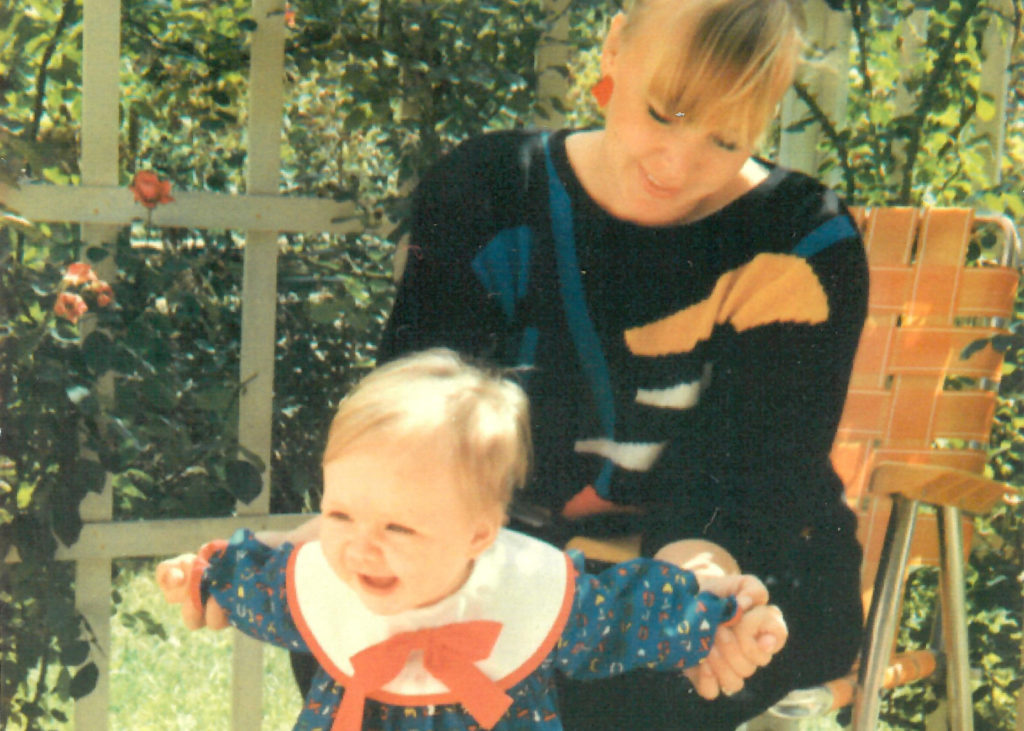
(130, 170, 175, 209)
(87, 280, 115, 308)
(63, 262, 98, 286)
(54, 292, 89, 324)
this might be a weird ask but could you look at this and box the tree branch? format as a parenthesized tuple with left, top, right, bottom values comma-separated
(849, 0, 874, 102)
(27, 0, 77, 142)
(791, 81, 857, 200)
(898, 0, 983, 202)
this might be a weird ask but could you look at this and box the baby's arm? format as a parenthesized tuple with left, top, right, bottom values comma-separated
(160, 517, 320, 633)
(156, 530, 308, 651)
(156, 543, 230, 630)
(556, 559, 738, 680)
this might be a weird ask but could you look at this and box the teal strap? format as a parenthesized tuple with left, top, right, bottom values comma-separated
(542, 134, 616, 495)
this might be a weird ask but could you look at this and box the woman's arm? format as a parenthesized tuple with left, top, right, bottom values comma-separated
(639, 220, 869, 570)
(378, 132, 536, 365)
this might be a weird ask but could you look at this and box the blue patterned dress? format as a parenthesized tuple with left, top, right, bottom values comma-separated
(201, 528, 736, 730)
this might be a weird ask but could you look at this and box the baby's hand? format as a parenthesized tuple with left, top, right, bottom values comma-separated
(683, 603, 788, 700)
(155, 551, 229, 631)
(698, 573, 769, 613)
(728, 604, 788, 670)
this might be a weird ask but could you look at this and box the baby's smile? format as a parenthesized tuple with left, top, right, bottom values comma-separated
(357, 573, 399, 593)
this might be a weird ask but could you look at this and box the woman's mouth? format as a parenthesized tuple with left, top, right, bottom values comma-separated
(639, 167, 679, 199)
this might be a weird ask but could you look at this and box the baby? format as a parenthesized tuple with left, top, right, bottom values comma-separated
(158, 348, 786, 730)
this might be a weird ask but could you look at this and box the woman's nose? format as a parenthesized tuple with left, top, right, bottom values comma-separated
(655, 133, 698, 181)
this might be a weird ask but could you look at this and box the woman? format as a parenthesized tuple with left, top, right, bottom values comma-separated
(374, 0, 867, 727)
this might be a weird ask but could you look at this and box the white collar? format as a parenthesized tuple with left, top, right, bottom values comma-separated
(287, 528, 573, 704)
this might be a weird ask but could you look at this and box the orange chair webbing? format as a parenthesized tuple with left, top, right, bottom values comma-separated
(837, 388, 996, 448)
(957, 268, 1020, 319)
(858, 207, 919, 266)
(824, 650, 940, 710)
(889, 326, 1005, 378)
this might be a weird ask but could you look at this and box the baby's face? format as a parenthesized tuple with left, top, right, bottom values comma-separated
(319, 435, 499, 615)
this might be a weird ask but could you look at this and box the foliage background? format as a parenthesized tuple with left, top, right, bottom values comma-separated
(1, 0, 1022, 728)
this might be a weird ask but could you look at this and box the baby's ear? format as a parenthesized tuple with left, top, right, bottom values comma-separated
(467, 514, 502, 557)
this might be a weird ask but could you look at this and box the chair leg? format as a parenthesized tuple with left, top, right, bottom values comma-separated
(852, 495, 920, 731)
(937, 505, 973, 731)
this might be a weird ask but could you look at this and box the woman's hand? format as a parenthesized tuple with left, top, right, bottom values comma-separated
(155, 553, 229, 631)
(655, 538, 740, 577)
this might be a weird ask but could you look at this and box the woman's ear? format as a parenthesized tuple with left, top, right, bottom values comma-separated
(599, 12, 628, 77)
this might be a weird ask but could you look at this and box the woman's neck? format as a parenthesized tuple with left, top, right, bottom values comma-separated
(563, 129, 769, 226)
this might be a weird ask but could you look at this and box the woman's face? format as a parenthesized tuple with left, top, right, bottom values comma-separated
(596, 12, 762, 226)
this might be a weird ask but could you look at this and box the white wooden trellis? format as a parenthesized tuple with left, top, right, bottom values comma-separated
(1, 1, 347, 728)
(0, 0, 1014, 729)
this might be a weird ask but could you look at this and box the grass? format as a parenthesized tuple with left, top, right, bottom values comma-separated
(110, 559, 300, 730)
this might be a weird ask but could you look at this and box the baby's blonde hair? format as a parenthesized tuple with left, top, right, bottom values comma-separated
(623, 0, 804, 146)
(322, 348, 531, 517)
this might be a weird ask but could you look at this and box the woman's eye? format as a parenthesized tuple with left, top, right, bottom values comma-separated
(327, 511, 351, 522)
(386, 523, 416, 536)
(647, 106, 671, 125)
(713, 136, 739, 152)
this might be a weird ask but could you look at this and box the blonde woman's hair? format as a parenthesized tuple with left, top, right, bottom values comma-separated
(322, 348, 531, 516)
(623, 0, 804, 146)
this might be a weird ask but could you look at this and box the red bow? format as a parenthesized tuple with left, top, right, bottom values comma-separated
(332, 620, 511, 730)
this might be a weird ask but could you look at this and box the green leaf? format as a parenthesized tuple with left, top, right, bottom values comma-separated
(60, 640, 92, 666)
(224, 459, 262, 503)
(961, 338, 989, 359)
(69, 662, 99, 700)
(85, 247, 110, 262)
(12, 515, 57, 562)
(976, 93, 996, 122)
(20, 702, 45, 719)
(308, 297, 345, 324)
(83, 331, 115, 375)
(71, 459, 107, 495)
(141, 379, 179, 411)
(51, 501, 84, 546)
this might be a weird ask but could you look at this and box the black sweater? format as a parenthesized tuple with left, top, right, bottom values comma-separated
(380, 129, 868, 587)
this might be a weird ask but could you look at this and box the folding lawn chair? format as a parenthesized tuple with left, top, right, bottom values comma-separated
(569, 207, 1022, 731)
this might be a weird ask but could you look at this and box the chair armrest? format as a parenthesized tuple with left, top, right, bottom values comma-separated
(564, 535, 642, 564)
(868, 462, 1016, 515)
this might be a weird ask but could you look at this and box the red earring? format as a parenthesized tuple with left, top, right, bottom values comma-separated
(591, 75, 614, 108)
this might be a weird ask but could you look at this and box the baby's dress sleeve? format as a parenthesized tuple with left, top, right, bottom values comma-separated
(555, 553, 737, 680)
(200, 529, 309, 653)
